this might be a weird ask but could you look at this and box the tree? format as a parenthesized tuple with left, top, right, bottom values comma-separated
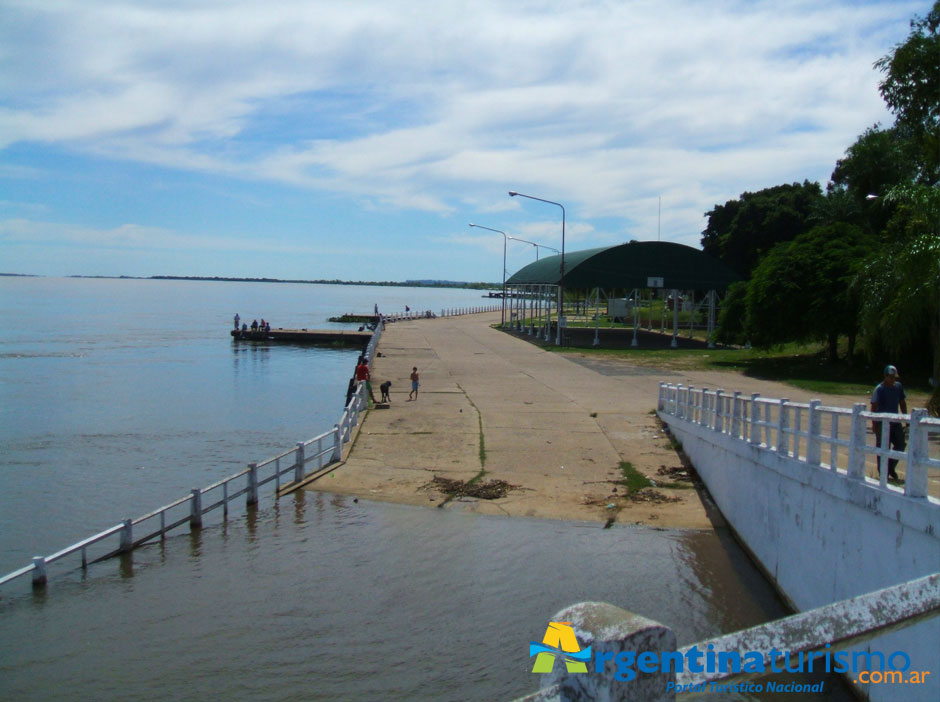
(874, 1, 940, 183)
(700, 181, 824, 278)
(744, 223, 873, 361)
(855, 184, 940, 413)
(827, 125, 920, 234)
(714, 281, 748, 346)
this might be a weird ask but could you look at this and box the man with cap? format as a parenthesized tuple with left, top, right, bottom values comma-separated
(870, 365, 908, 482)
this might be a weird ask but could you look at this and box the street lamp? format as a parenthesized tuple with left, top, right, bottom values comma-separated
(469, 223, 507, 327)
(509, 191, 566, 344)
(508, 236, 560, 260)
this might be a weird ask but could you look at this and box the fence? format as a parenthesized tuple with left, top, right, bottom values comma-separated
(0, 323, 385, 591)
(657, 382, 940, 498)
(376, 306, 499, 322)
(440, 305, 501, 317)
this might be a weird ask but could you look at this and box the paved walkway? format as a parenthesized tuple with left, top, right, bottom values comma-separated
(306, 312, 935, 526)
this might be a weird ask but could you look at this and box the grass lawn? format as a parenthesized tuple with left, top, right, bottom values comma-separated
(555, 341, 932, 396)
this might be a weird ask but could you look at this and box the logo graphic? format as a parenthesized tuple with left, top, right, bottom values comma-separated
(530, 621, 592, 674)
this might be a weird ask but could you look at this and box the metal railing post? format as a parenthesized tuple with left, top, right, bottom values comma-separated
(731, 391, 742, 439)
(776, 398, 789, 455)
(333, 424, 342, 461)
(906, 408, 928, 498)
(189, 490, 202, 530)
(247, 463, 259, 505)
(749, 393, 760, 444)
(295, 442, 305, 483)
(846, 403, 867, 480)
(119, 518, 133, 552)
(714, 390, 724, 433)
(32, 556, 47, 588)
(806, 400, 821, 466)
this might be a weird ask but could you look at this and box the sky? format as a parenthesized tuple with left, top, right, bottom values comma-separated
(0, 0, 928, 283)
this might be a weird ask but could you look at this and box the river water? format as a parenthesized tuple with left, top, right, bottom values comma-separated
(0, 277, 851, 701)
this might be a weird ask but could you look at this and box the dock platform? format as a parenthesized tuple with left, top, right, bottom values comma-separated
(231, 328, 372, 347)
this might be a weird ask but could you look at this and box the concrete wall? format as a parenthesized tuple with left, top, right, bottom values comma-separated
(658, 412, 940, 702)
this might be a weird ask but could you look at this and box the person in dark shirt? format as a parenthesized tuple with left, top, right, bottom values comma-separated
(870, 365, 908, 482)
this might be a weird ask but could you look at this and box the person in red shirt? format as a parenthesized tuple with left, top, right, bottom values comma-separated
(355, 358, 376, 403)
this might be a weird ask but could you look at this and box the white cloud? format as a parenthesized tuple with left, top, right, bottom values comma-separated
(0, 0, 924, 249)
(0, 217, 337, 255)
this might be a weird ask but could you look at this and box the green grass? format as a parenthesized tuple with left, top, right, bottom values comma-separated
(554, 341, 926, 396)
(616, 462, 654, 494)
(456, 383, 487, 470)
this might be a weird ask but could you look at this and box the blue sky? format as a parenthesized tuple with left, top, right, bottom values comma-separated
(0, 0, 927, 283)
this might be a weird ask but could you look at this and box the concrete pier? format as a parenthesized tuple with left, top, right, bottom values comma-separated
(309, 311, 932, 526)
(231, 327, 371, 346)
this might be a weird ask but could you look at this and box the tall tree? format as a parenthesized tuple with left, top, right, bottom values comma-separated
(700, 181, 824, 278)
(855, 185, 940, 413)
(744, 223, 873, 361)
(828, 125, 920, 234)
(714, 280, 748, 346)
(874, 1, 940, 183)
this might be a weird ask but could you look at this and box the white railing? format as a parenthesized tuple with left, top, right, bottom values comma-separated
(0, 423, 345, 589)
(439, 305, 501, 317)
(377, 305, 499, 322)
(657, 383, 940, 499)
(0, 323, 386, 591)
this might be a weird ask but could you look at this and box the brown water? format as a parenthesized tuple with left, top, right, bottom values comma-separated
(1, 493, 852, 701)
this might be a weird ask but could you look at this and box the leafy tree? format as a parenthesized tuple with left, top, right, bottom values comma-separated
(714, 281, 748, 345)
(701, 181, 824, 278)
(744, 223, 873, 361)
(830, 125, 919, 198)
(810, 188, 867, 230)
(874, 1, 940, 183)
(855, 184, 940, 412)
(827, 125, 920, 234)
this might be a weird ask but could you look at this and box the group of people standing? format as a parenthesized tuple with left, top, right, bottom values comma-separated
(348, 355, 420, 408)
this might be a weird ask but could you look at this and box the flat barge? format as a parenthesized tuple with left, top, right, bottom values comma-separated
(231, 328, 372, 347)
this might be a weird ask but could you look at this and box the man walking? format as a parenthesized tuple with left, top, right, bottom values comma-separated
(408, 367, 420, 401)
(870, 365, 908, 482)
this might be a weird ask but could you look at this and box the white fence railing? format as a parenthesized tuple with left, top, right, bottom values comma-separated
(657, 383, 940, 499)
(376, 305, 499, 322)
(0, 323, 385, 591)
(440, 305, 500, 317)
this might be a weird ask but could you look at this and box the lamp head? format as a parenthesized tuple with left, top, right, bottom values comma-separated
(508, 191, 518, 197)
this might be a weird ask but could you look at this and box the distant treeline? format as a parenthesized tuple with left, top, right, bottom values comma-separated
(149, 276, 498, 290)
(5, 273, 498, 289)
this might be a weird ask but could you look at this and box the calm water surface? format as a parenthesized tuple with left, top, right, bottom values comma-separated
(0, 278, 851, 701)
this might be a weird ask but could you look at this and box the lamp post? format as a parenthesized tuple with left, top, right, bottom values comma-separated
(469, 223, 507, 327)
(508, 236, 560, 260)
(509, 191, 566, 344)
